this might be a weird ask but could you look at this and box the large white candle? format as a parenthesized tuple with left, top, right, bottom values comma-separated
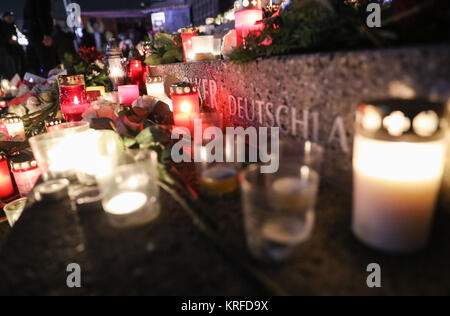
(353, 135, 446, 253)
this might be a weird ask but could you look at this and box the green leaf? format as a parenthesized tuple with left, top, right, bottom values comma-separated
(123, 137, 137, 148)
(136, 127, 154, 144)
(145, 54, 163, 66)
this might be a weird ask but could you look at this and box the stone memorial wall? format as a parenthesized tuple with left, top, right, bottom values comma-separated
(153, 45, 450, 189)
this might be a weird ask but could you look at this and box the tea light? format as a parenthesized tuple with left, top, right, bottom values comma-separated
(10, 155, 41, 196)
(0, 154, 14, 199)
(118, 85, 140, 106)
(45, 118, 64, 133)
(3, 198, 27, 227)
(128, 60, 145, 90)
(170, 82, 200, 129)
(198, 146, 239, 195)
(201, 166, 238, 195)
(353, 99, 447, 253)
(180, 27, 198, 62)
(58, 75, 90, 122)
(235, 0, 264, 46)
(104, 192, 147, 215)
(3, 116, 25, 140)
(191, 36, 215, 61)
(98, 155, 160, 228)
(146, 76, 165, 99)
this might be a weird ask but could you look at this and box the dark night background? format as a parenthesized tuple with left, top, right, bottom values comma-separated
(0, 0, 151, 27)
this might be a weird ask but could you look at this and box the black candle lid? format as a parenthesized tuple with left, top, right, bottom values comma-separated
(10, 151, 38, 171)
(146, 76, 163, 84)
(170, 82, 198, 95)
(236, 0, 262, 11)
(45, 118, 64, 127)
(356, 99, 447, 142)
(58, 75, 85, 86)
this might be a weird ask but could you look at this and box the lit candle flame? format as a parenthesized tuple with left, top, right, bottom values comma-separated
(181, 102, 191, 113)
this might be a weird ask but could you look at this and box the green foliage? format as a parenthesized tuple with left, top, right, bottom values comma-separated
(229, 0, 445, 63)
(144, 33, 183, 66)
(63, 53, 112, 91)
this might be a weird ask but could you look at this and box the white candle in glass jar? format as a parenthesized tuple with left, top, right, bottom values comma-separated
(353, 135, 446, 253)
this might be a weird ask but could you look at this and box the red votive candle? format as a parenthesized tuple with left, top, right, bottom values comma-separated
(235, 0, 264, 47)
(170, 82, 200, 129)
(118, 85, 140, 106)
(128, 60, 145, 90)
(0, 154, 14, 199)
(58, 75, 90, 122)
(180, 27, 198, 62)
(11, 156, 41, 197)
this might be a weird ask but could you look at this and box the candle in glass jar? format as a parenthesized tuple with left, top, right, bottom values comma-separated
(10, 158, 41, 196)
(118, 85, 140, 106)
(0, 154, 14, 199)
(180, 27, 198, 62)
(3, 116, 25, 140)
(128, 60, 144, 90)
(58, 75, 90, 122)
(235, 0, 264, 46)
(104, 192, 148, 215)
(170, 82, 200, 128)
(191, 36, 215, 61)
(146, 76, 165, 99)
(353, 100, 447, 253)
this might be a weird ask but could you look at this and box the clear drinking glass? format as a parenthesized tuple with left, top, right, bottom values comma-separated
(28, 122, 91, 181)
(239, 140, 323, 262)
(98, 151, 160, 228)
(4, 198, 27, 227)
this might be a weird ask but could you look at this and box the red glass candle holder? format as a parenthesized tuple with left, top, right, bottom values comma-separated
(10, 156, 41, 197)
(170, 82, 200, 129)
(180, 27, 198, 62)
(118, 85, 140, 106)
(0, 154, 14, 199)
(58, 75, 90, 122)
(128, 60, 145, 90)
(235, 9, 264, 46)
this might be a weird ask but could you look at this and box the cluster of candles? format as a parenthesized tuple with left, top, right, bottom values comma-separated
(180, 28, 222, 62)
